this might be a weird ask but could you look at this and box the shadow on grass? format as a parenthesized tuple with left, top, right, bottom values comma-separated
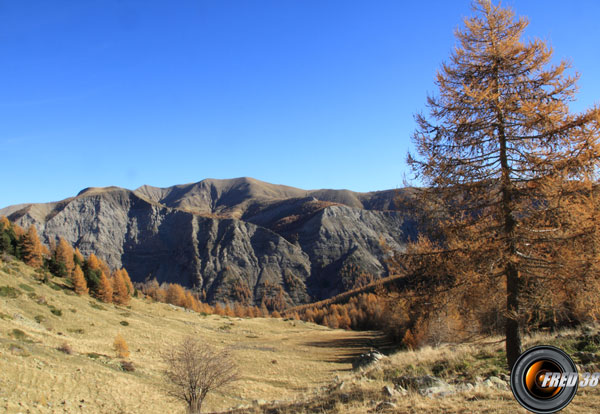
(304, 332, 394, 365)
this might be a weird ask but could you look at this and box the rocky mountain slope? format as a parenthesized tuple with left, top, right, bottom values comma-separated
(0, 178, 419, 305)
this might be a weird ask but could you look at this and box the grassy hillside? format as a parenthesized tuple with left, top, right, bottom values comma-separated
(1, 255, 599, 414)
(0, 257, 381, 414)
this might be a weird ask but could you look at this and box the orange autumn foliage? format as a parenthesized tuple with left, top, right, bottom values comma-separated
(21, 225, 44, 268)
(55, 238, 75, 275)
(97, 272, 113, 303)
(71, 265, 89, 295)
(112, 269, 130, 305)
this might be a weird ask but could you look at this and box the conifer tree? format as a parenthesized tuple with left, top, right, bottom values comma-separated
(112, 270, 130, 305)
(21, 225, 44, 268)
(86, 253, 101, 271)
(404, 0, 600, 368)
(83, 253, 103, 292)
(72, 264, 89, 295)
(0, 217, 16, 255)
(120, 268, 134, 295)
(97, 272, 114, 303)
(183, 291, 198, 312)
(166, 283, 186, 307)
(73, 248, 84, 266)
(54, 238, 75, 275)
(11, 223, 25, 239)
(98, 259, 112, 280)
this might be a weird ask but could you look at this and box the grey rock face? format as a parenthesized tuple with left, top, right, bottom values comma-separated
(1, 178, 420, 305)
(294, 205, 415, 299)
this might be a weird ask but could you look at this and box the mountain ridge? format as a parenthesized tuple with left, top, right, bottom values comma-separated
(0, 178, 419, 306)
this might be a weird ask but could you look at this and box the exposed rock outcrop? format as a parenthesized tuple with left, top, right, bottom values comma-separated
(0, 178, 420, 305)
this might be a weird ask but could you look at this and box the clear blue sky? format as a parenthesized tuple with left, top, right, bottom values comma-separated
(1, 1, 599, 207)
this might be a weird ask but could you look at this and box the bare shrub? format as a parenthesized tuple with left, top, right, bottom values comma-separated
(57, 342, 72, 355)
(120, 360, 135, 372)
(161, 336, 239, 414)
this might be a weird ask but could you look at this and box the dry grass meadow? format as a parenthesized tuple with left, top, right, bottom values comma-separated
(1, 257, 599, 413)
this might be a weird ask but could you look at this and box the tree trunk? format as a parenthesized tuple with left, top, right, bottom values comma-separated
(496, 86, 523, 370)
(506, 262, 522, 369)
(188, 398, 202, 414)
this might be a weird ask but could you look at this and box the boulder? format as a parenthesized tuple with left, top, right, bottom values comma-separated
(393, 375, 455, 398)
(352, 351, 385, 370)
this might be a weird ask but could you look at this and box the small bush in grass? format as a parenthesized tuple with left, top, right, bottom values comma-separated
(114, 334, 130, 358)
(50, 307, 62, 317)
(121, 360, 135, 372)
(57, 342, 73, 355)
(34, 315, 46, 323)
(0, 312, 13, 320)
(11, 328, 27, 340)
(120, 320, 129, 326)
(0, 286, 21, 298)
(87, 352, 101, 359)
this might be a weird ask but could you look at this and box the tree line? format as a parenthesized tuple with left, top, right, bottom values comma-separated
(0, 216, 296, 320)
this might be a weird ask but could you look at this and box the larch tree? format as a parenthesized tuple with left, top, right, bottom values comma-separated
(0, 217, 16, 255)
(120, 268, 134, 296)
(73, 248, 84, 266)
(54, 238, 75, 275)
(97, 272, 114, 303)
(86, 253, 102, 271)
(83, 253, 103, 292)
(21, 225, 44, 268)
(0, 216, 10, 229)
(112, 270, 130, 305)
(72, 264, 89, 295)
(98, 259, 112, 280)
(405, 0, 600, 368)
(166, 283, 187, 307)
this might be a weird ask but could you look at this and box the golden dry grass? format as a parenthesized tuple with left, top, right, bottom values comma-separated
(0, 259, 378, 414)
(1, 257, 599, 414)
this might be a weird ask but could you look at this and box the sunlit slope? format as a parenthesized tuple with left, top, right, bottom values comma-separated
(0, 258, 375, 414)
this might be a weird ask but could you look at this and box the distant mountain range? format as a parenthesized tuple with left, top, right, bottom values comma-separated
(0, 177, 420, 306)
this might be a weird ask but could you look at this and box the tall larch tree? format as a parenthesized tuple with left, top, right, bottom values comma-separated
(120, 268, 134, 295)
(405, 0, 600, 368)
(112, 269, 130, 305)
(97, 272, 114, 303)
(54, 238, 75, 275)
(72, 264, 89, 295)
(21, 225, 44, 268)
